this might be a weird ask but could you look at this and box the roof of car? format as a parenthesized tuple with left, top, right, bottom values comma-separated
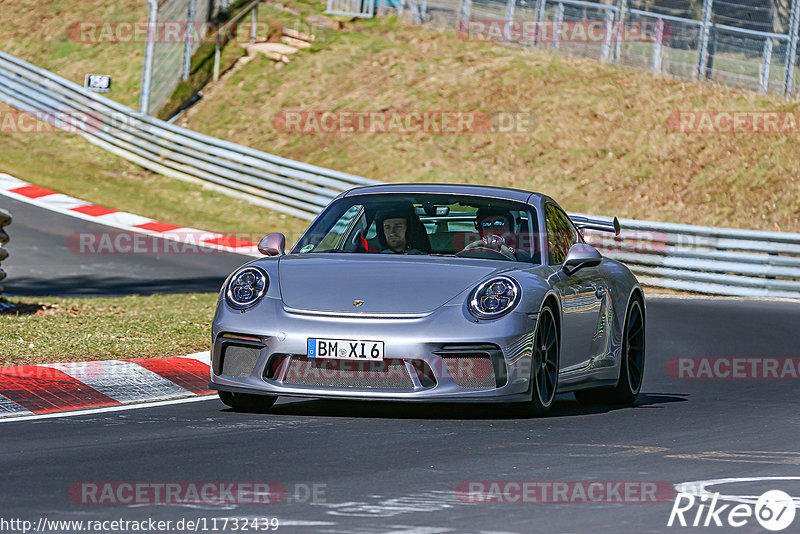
(343, 183, 539, 203)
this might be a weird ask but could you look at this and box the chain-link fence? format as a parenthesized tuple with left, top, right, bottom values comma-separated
(143, 0, 258, 117)
(349, 0, 800, 98)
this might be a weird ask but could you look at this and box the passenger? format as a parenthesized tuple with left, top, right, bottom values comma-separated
(462, 207, 517, 260)
(375, 205, 431, 254)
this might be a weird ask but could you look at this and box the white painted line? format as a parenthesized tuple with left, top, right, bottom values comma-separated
(0, 394, 218, 423)
(41, 360, 193, 404)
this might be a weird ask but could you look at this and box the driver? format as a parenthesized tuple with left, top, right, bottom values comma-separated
(462, 206, 517, 260)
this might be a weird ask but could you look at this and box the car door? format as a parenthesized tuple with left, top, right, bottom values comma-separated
(544, 203, 606, 372)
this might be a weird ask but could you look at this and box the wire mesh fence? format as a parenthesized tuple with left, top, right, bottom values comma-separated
(342, 0, 800, 99)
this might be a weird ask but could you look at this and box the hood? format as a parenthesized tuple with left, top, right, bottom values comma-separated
(277, 255, 506, 314)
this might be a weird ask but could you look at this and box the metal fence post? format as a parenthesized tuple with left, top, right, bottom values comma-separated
(534, 0, 546, 46)
(138, 0, 158, 114)
(600, 8, 614, 62)
(505, 0, 516, 42)
(553, 2, 564, 50)
(419, 0, 427, 21)
(183, 0, 196, 81)
(652, 18, 664, 74)
(397, 0, 404, 17)
(696, 0, 713, 80)
(409, 0, 422, 24)
(613, 0, 627, 64)
(760, 38, 773, 94)
(213, 31, 221, 82)
(251, 4, 258, 42)
(458, 0, 471, 31)
(784, 0, 800, 97)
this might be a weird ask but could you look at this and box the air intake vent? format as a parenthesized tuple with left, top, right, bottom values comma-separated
(441, 355, 496, 388)
(220, 344, 261, 378)
(283, 357, 415, 390)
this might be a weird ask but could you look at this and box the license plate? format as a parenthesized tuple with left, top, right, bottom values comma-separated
(307, 338, 384, 361)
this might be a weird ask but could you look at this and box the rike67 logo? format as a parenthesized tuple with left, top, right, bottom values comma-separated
(668, 490, 796, 531)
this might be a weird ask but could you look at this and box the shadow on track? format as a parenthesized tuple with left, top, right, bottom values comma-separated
(5, 275, 229, 297)
(219, 392, 688, 420)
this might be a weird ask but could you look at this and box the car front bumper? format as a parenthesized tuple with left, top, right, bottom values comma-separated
(209, 296, 537, 403)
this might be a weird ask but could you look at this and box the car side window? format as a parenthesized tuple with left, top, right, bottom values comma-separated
(545, 204, 578, 265)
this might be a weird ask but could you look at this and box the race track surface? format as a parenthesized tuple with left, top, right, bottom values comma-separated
(2, 297, 799, 533)
(1, 196, 251, 296)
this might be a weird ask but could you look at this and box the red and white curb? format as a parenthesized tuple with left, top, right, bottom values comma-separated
(0, 173, 260, 256)
(0, 352, 215, 417)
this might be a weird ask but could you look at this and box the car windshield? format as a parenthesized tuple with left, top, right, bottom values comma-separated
(292, 193, 541, 263)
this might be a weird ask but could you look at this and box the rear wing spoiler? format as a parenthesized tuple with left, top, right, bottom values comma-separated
(569, 214, 621, 236)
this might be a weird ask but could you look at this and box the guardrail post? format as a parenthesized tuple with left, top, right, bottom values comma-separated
(552, 2, 564, 50)
(651, 18, 664, 74)
(0, 209, 10, 296)
(600, 8, 614, 62)
(760, 37, 773, 94)
(784, 0, 800, 97)
(696, 0, 713, 80)
(183, 0, 196, 81)
(138, 0, 158, 115)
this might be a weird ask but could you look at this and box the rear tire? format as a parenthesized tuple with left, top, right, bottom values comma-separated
(218, 391, 277, 412)
(520, 305, 559, 416)
(574, 297, 645, 405)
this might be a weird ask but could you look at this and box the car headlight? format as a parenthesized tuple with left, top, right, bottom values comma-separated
(226, 266, 268, 310)
(469, 276, 520, 319)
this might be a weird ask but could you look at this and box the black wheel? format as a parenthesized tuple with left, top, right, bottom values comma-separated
(574, 297, 645, 405)
(521, 305, 559, 416)
(218, 391, 277, 412)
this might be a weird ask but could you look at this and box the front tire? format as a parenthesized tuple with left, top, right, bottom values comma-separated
(574, 296, 645, 405)
(522, 304, 559, 416)
(218, 391, 277, 412)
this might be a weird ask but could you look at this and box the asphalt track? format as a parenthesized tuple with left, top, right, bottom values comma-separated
(1, 298, 798, 532)
(3, 196, 800, 532)
(0, 196, 250, 296)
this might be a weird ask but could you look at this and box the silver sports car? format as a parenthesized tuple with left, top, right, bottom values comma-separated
(210, 183, 645, 415)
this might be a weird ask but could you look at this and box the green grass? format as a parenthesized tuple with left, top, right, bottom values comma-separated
(0, 293, 219, 366)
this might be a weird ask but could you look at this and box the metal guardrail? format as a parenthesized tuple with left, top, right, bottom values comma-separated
(581, 217, 800, 299)
(0, 209, 10, 294)
(0, 50, 798, 298)
(0, 50, 378, 221)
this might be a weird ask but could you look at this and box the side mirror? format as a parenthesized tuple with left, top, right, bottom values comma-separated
(562, 243, 602, 276)
(258, 233, 286, 256)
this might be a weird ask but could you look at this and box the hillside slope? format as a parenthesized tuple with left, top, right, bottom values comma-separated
(179, 3, 799, 232)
